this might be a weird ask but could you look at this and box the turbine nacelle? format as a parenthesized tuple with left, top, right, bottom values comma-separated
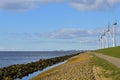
(113, 20, 117, 25)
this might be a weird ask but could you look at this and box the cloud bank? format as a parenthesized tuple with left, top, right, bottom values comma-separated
(0, 0, 40, 11)
(0, 0, 120, 11)
(70, 0, 120, 10)
(10, 28, 120, 40)
(8, 28, 120, 44)
(41, 28, 102, 39)
(42, 27, 120, 39)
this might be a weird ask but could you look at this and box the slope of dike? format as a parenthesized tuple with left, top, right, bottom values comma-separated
(95, 46, 120, 58)
(31, 53, 95, 80)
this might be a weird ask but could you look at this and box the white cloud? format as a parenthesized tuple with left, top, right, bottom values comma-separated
(0, 0, 40, 11)
(0, 0, 120, 11)
(70, 0, 120, 11)
(70, 0, 101, 10)
(42, 28, 102, 39)
(79, 38, 97, 44)
(7, 28, 120, 45)
(0, 0, 63, 11)
(41, 27, 120, 39)
(107, 0, 120, 6)
(8, 28, 120, 40)
(40, 0, 63, 3)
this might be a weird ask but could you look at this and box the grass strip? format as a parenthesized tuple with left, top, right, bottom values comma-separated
(95, 46, 120, 58)
(91, 54, 120, 80)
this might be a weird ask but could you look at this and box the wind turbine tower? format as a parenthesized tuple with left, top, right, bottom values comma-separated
(113, 20, 117, 47)
(103, 30, 107, 48)
(101, 34, 105, 48)
(99, 38, 101, 49)
(100, 36, 103, 49)
(106, 23, 110, 48)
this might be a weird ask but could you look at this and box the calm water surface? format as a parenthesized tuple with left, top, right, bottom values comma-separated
(0, 51, 80, 68)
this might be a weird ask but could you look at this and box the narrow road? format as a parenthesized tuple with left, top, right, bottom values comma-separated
(91, 52, 120, 68)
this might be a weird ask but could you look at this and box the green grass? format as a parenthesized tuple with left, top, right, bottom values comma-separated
(91, 54, 120, 80)
(95, 46, 120, 58)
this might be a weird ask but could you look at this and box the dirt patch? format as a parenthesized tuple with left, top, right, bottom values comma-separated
(93, 66, 112, 80)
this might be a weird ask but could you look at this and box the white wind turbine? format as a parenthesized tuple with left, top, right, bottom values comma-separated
(98, 20, 118, 49)
(98, 28, 108, 49)
(103, 30, 108, 48)
(101, 34, 106, 49)
(101, 36, 103, 49)
(99, 36, 102, 49)
(105, 23, 112, 48)
(99, 38, 101, 49)
(100, 36, 103, 49)
(99, 37, 102, 49)
(113, 20, 117, 47)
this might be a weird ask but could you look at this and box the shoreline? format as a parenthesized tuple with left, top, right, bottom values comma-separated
(18, 60, 67, 80)
(21, 53, 81, 80)
(0, 52, 81, 80)
(29, 54, 81, 80)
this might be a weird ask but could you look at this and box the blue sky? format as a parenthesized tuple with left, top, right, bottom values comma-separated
(0, 0, 120, 51)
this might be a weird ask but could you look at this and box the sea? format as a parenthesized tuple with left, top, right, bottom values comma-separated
(0, 51, 81, 68)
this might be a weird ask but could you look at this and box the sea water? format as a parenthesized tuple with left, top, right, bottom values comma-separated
(0, 51, 80, 68)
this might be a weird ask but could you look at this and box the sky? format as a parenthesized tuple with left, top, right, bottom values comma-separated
(0, 0, 120, 51)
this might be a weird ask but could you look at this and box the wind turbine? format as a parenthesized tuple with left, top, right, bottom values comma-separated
(100, 36, 103, 49)
(101, 34, 106, 49)
(99, 38, 101, 49)
(113, 20, 117, 47)
(106, 23, 111, 48)
(103, 30, 107, 48)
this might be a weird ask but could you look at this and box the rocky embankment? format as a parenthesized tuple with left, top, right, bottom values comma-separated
(32, 53, 95, 80)
(0, 53, 80, 80)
